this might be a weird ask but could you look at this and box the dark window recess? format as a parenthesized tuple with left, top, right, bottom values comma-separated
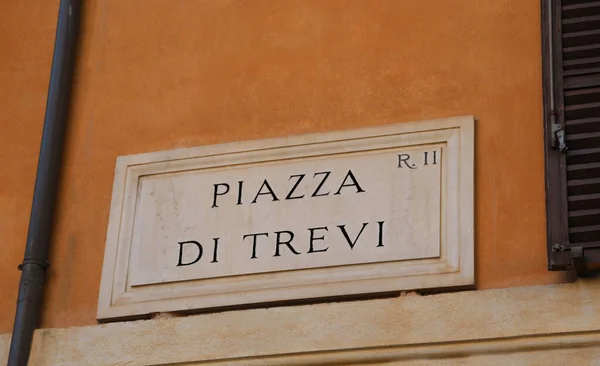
(542, 0, 600, 276)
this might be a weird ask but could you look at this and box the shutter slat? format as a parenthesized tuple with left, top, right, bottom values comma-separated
(567, 162, 600, 171)
(564, 73, 600, 89)
(567, 147, 600, 165)
(563, 56, 600, 67)
(570, 224, 600, 233)
(563, 0, 600, 5)
(563, 1, 600, 18)
(569, 224, 600, 244)
(566, 116, 600, 126)
(563, 29, 600, 48)
(562, 1, 600, 22)
(567, 177, 600, 197)
(570, 241, 600, 248)
(568, 193, 600, 202)
(567, 186, 600, 198)
(567, 147, 600, 156)
(562, 0, 600, 9)
(564, 67, 600, 76)
(568, 193, 600, 213)
(563, 44, 600, 62)
(563, 86, 600, 120)
(568, 171, 600, 182)
(569, 208, 600, 217)
(564, 86, 600, 102)
(569, 208, 600, 229)
(565, 131, 600, 140)
(568, 177, 600, 186)
(565, 119, 600, 137)
(562, 15, 600, 33)
(563, 15, 600, 23)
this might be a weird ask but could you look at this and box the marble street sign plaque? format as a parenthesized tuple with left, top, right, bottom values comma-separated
(98, 115, 474, 320)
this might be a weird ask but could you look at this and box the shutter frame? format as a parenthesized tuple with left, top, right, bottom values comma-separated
(542, 0, 600, 274)
(542, 0, 571, 270)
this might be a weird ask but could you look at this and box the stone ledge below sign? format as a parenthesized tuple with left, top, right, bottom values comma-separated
(97, 115, 475, 321)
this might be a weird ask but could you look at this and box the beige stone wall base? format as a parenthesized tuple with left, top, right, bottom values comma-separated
(2, 281, 600, 365)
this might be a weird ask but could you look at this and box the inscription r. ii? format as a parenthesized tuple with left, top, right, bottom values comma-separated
(397, 150, 438, 169)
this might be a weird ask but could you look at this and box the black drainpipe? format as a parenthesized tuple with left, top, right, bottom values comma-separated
(8, 0, 80, 365)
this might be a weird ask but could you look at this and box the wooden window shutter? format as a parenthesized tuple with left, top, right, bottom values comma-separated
(542, 0, 600, 275)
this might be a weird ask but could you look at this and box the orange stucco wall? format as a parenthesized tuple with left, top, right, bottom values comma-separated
(0, 0, 568, 332)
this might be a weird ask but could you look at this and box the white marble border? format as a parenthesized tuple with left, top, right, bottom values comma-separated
(97, 115, 475, 320)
